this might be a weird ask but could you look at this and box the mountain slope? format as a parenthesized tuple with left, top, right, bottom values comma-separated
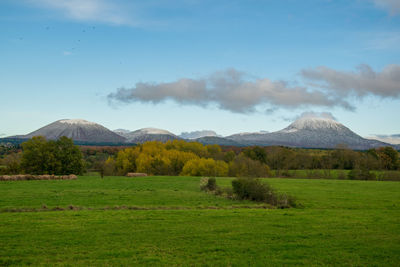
(15, 119, 126, 143)
(193, 136, 242, 146)
(227, 115, 389, 150)
(124, 128, 180, 143)
(179, 130, 218, 139)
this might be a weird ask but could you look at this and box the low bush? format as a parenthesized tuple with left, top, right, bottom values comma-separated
(199, 177, 297, 208)
(232, 178, 296, 208)
(232, 178, 276, 203)
(200, 177, 217, 191)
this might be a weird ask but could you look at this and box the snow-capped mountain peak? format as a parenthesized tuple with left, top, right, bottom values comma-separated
(58, 119, 97, 125)
(139, 128, 174, 135)
(179, 130, 218, 139)
(16, 119, 126, 143)
(285, 116, 343, 131)
(123, 127, 179, 143)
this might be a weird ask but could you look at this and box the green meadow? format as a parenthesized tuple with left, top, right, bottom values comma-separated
(0, 176, 399, 266)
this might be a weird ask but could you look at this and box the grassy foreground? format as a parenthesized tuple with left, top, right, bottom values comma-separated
(0, 176, 399, 266)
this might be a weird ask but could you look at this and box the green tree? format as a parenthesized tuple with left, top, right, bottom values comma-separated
(228, 154, 270, 178)
(243, 146, 267, 164)
(55, 136, 85, 175)
(21, 136, 84, 175)
(378, 147, 399, 170)
(3, 152, 22, 174)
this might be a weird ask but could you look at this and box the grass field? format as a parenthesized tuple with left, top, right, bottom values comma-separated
(270, 169, 400, 181)
(0, 176, 399, 266)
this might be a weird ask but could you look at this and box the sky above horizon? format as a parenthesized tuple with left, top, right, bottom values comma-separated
(1, 0, 399, 137)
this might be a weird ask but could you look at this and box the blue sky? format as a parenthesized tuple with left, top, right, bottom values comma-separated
(1, 0, 399, 137)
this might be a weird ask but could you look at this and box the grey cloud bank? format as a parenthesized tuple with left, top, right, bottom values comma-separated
(108, 65, 400, 113)
(301, 64, 400, 99)
(108, 69, 350, 113)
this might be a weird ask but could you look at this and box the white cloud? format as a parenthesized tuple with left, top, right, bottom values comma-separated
(28, 0, 134, 25)
(108, 68, 352, 113)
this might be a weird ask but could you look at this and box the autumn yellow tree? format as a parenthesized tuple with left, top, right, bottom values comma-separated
(181, 158, 228, 177)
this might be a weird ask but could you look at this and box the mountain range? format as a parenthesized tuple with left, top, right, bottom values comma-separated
(3, 116, 399, 150)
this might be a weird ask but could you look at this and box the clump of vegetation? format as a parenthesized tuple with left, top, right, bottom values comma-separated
(232, 178, 296, 208)
(200, 177, 296, 208)
(200, 177, 217, 191)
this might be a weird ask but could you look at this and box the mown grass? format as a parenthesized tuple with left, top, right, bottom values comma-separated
(0, 176, 399, 266)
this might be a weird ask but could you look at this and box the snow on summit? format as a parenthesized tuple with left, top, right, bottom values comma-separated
(139, 128, 174, 135)
(286, 112, 342, 131)
(58, 119, 97, 125)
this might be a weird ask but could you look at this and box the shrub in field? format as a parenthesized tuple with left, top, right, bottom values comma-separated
(214, 186, 234, 198)
(199, 177, 235, 199)
(200, 177, 217, 191)
(232, 178, 276, 203)
(232, 178, 296, 208)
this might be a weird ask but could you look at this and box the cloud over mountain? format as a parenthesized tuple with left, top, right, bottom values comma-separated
(108, 64, 400, 114)
(108, 69, 351, 113)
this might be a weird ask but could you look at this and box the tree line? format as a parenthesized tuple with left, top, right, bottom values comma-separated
(100, 140, 270, 177)
(0, 137, 399, 177)
(0, 136, 84, 175)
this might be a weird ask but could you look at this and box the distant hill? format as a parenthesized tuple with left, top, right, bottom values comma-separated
(9, 119, 126, 144)
(179, 130, 219, 139)
(227, 115, 390, 150)
(193, 136, 242, 146)
(4, 116, 395, 150)
(121, 128, 180, 143)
